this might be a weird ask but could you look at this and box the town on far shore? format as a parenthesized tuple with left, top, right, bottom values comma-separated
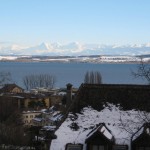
(1, 54, 150, 63)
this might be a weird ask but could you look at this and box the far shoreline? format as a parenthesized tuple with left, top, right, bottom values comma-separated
(0, 60, 143, 64)
(0, 54, 150, 64)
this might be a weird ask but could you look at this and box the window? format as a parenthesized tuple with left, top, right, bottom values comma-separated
(30, 115, 33, 118)
(138, 147, 150, 150)
(26, 115, 28, 118)
(113, 145, 128, 150)
(66, 144, 83, 150)
(92, 145, 104, 150)
(138, 147, 144, 150)
(25, 120, 28, 123)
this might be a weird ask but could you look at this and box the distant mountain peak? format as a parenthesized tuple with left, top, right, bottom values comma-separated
(1, 42, 150, 56)
(37, 42, 50, 50)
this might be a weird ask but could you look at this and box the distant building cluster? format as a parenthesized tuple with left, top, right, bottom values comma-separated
(0, 83, 77, 126)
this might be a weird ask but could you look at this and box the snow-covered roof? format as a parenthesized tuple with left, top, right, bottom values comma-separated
(22, 110, 41, 114)
(86, 123, 114, 141)
(12, 95, 24, 99)
(50, 103, 150, 150)
(32, 117, 43, 122)
(132, 123, 150, 141)
(58, 92, 66, 96)
(41, 125, 56, 131)
(50, 114, 63, 122)
(41, 109, 47, 112)
(52, 111, 61, 117)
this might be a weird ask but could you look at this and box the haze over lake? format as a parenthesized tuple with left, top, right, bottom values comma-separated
(0, 62, 147, 88)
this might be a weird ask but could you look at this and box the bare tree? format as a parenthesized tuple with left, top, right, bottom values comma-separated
(84, 71, 102, 84)
(0, 99, 30, 147)
(23, 74, 56, 90)
(132, 58, 150, 84)
(84, 71, 89, 83)
(118, 110, 150, 145)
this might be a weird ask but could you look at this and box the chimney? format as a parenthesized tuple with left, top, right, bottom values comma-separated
(66, 83, 72, 108)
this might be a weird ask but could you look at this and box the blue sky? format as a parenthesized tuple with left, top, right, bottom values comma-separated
(1, 0, 150, 46)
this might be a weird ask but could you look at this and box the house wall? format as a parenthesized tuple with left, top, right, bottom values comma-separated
(22, 111, 41, 126)
(24, 98, 29, 108)
(49, 95, 63, 106)
(44, 97, 50, 107)
(0, 84, 24, 93)
(12, 87, 23, 93)
(86, 134, 113, 150)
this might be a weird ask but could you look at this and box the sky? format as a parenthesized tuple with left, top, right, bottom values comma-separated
(1, 0, 150, 46)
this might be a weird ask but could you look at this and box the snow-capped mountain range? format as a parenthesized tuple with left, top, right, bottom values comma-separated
(1, 42, 150, 56)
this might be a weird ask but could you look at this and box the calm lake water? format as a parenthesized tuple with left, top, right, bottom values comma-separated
(0, 62, 147, 88)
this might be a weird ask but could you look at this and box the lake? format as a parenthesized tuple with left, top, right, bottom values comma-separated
(0, 62, 147, 88)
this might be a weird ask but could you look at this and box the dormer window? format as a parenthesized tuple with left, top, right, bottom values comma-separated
(65, 144, 83, 150)
(132, 123, 150, 150)
(137, 147, 150, 150)
(113, 145, 128, 150)
(92, 145, 104, 150)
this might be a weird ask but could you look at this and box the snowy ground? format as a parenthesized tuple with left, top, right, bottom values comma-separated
(50, 103, 150, 150)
